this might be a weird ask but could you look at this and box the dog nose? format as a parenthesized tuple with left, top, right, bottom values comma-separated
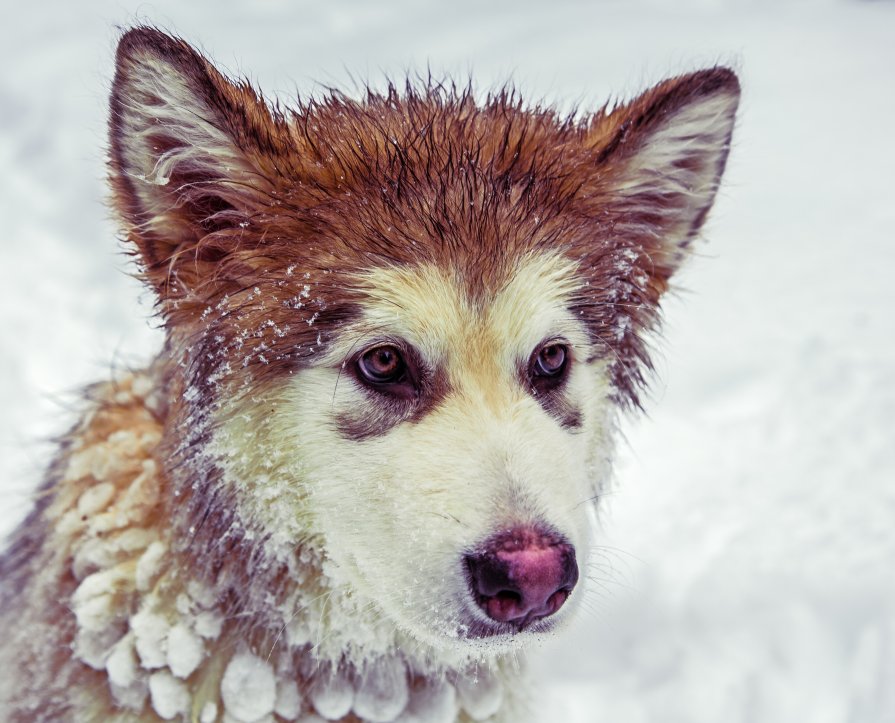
(465, 526, 578, 629)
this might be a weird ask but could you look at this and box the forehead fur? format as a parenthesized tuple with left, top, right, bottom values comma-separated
(164, 84, 615, 386)
(148, 83, 644, 386)
(284, 83, 596, 284)
(110, 28, 739, 409)
(342, 253, 584, 367)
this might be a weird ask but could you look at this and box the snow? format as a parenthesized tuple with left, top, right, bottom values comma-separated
(1, 1, 893, 722)
(396, 678, 458, 723)
(454, 667, 503, 721)
(220, 650, 277, 722)
(148, 670, 191, 720)
(131, 608, 171, 669)
(274, 679, 303, 720)
(352, 657, 410, 722)
(166, 622, 205, 679)
(70, 566, 131, 668)
(193, 609, 225, 640)
(72, 591, 118, 669)
(106, 634, 140, 689)
(307, 669, 355, 719)
(77, 481, 116, 516)
(134, 540, 167, 592)
(200, 701, 219, 723)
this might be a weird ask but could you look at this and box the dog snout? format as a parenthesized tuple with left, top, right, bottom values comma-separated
(465, 526, 578, 630)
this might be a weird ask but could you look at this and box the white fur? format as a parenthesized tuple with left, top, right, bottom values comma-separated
(212, 252, 616, 667)
(39, 251, 616, 721)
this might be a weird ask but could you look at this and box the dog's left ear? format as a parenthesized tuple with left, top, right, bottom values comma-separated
(587, 67, 740, 285)
(575, 69, 739, 406)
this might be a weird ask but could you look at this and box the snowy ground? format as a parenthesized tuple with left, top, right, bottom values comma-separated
(2, 1, 893, 721)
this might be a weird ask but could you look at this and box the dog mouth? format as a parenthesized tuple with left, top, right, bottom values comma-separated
(458, 606, 562, 640)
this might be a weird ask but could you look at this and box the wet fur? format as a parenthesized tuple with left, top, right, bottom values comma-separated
(0, 27, 739, 722)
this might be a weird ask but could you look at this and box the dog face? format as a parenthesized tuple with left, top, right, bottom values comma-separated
(207, 253, 612, 657)
(280, 254, 610, 649)
(108, 29, 738, 657)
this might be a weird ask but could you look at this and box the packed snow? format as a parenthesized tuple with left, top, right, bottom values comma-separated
(396, 678, 458, 723)
(454, 667, 504, 721)
(132, 608, 172, 670)
(308, 669, 355, 720)
(274, 679, 303, 720)
(220, 650, 278, 722)
(352, 658, 411, 722)
(1, 1, 893, 722)
(149, 670, 191, 720)
(166, 623, 205, 679)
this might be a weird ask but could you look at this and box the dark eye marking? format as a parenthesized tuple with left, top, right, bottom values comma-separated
(338, 340, 449, 440)
(353, 343, 417, 401)
(358, 345, 406, 384)
(528, 342, 571, 393)
(525, 340, 581, 430)
(532, 343, 568, 380)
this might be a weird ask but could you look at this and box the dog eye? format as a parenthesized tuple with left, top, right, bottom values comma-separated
(357, 345, 406, 385)
(532, 343, 569, 378)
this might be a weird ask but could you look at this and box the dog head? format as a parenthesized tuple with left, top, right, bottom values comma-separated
(108, 28, 738, 657)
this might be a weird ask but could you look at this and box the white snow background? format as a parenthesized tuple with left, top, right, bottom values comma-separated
(1, 0, 893, 721)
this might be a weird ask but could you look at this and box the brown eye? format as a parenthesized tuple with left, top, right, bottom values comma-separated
(357, 345, 405, 384)
(533, 344, 568, 377)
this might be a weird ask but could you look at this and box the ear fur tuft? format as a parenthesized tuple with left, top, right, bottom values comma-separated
(567, 68, 740, 407)
(108, 27, 292, 295)
(590, 67, 740, 274)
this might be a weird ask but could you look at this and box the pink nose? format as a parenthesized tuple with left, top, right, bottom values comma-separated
(465, 526, 578, 630)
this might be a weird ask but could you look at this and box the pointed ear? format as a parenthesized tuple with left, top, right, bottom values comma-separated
(570, 69, 739, 408)
(589, 67, 740, 280)
(108, 27, 294, 297)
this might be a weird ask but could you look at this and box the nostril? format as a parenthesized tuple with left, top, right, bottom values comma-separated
(464, 526, 578, 629)
(483, 589, 525, 623)
(545, 588, 570, 616)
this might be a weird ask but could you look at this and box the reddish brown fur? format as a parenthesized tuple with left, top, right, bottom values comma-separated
(110, 28, 738, 412)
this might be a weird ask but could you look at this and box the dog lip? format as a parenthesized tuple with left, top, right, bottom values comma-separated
(457, 603, 560, 640)
(463, 617, 558, 640)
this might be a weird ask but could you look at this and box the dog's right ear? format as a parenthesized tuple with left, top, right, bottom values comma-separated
(109, 27, 295, 299)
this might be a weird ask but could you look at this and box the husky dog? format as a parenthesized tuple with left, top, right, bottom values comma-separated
(0, 27, 739, 723)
